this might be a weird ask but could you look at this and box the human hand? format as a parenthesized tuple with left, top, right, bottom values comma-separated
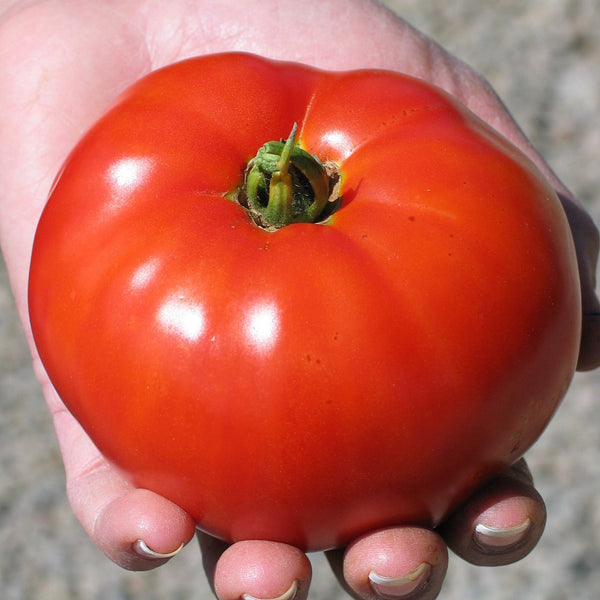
(0, 1, 597, 599)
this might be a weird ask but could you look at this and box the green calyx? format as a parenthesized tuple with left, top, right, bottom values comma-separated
(236, 124, 338, 230)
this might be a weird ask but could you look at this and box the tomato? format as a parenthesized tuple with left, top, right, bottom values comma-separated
(28, 52, 581, 552)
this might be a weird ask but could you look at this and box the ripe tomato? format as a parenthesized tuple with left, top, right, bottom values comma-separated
(28, 53, 581, 551)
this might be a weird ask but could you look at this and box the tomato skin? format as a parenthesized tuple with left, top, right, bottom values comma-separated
(29, 53, 580, 551)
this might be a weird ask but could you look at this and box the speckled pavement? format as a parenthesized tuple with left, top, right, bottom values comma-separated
(1, 1, 599, 599)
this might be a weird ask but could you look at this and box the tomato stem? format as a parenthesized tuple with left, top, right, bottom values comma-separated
(240, 124, 335, 229)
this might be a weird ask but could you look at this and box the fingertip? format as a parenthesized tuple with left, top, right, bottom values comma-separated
(337, 527, 448, 600)
(440, 464, 546, 566)
(210, 540, 312, 600)
(94, 488, 196, 570)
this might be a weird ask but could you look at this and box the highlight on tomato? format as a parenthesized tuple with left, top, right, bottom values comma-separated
(28, 52, 581, 552)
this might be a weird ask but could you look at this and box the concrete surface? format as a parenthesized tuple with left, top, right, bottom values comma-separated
(1, 1, 599, 599)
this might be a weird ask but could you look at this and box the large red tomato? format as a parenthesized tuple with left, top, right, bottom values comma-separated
(28, 52, 581, 552)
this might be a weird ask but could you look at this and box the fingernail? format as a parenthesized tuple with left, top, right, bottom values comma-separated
(133, 539, 184, 559)
(474, 518, 531, 550)
(242, 579, 298, 600)
(369, 563, 431, 599)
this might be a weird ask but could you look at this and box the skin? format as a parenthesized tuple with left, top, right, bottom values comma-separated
(0, 1, 598, 599)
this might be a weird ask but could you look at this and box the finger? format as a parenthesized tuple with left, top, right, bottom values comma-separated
(199, 535, 312, 600)
(557, 193, 600, 371)
(579, 310, 600, 371)
(50, 386, 195, 570)
(327, 527, 448, 600)
(438, 459, 546, 566)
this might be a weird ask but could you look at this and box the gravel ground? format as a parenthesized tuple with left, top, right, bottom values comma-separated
(1, 1, 599, 599)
